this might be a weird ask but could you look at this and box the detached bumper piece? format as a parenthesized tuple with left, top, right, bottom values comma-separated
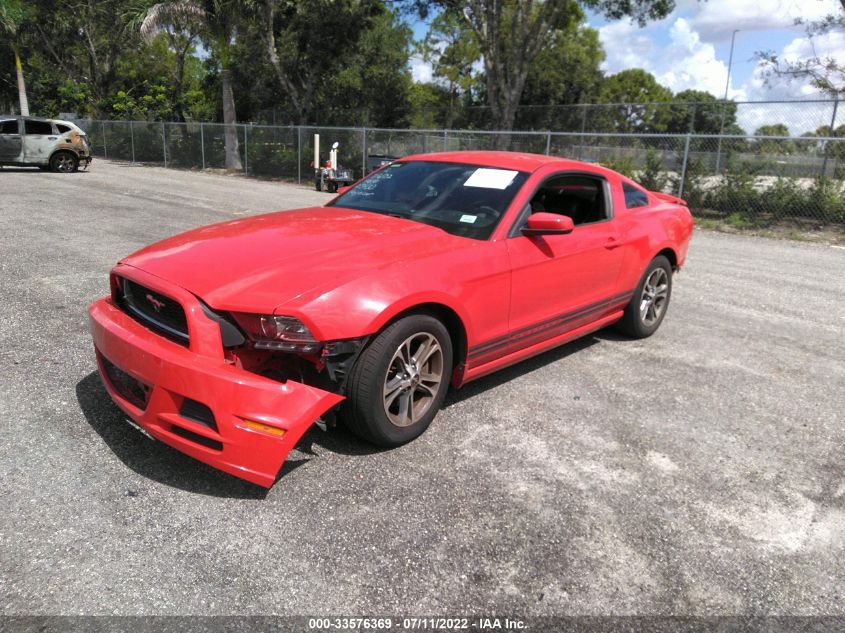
(88, 264, 344, 488)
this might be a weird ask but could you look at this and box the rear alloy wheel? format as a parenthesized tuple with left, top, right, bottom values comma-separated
(345, 315, 452, 446)
(616, 255, 673, 338)
(50, 151, 79, 173)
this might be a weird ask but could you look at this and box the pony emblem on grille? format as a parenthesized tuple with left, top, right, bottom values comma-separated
(145, 293, 165, 312)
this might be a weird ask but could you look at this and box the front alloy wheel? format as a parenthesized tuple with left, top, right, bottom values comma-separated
(382, 332, 444, 427)
(345, 314, 453, 447)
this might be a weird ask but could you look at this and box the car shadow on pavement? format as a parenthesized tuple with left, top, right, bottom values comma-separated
(75, 371, 269, 499)
(443, 333, 603, 407)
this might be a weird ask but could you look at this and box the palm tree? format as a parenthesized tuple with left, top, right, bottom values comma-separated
(0, 0, 29, 116)
(140, 0, 243, 170)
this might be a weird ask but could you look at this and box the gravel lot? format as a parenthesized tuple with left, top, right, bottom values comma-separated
(1, 161, 844, 617)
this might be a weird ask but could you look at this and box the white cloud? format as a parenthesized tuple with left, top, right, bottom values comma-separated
(598, 20, 658, 75)
(736, 30, 845, 134)
(657, 19, 744, 98)
(687, 0, 840, 41)
(409, 54, 433, 83)
(599, 18, 746, 99)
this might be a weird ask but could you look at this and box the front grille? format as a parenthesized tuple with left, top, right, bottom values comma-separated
(118, 278, 189, 344)
(100, 354, 150, 410)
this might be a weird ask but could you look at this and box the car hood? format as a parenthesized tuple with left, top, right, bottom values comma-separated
(121, 206, 472, 313)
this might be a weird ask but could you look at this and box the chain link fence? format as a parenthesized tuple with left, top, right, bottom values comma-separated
(75, 118, 845, 227)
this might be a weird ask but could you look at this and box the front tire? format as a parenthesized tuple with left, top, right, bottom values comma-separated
(50, 151, 79, 173)
(616, 255, 673, 338)
(345, 315, 453, 447)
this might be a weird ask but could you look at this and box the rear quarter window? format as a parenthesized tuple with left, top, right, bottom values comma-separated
(623, 183, 649, 209)
(56, 124, 71, 133)
(24, 120, 54, 135)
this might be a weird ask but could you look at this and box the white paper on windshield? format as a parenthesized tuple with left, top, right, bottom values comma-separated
(463, 168, 518, 190)
(459, 214, 477, 224)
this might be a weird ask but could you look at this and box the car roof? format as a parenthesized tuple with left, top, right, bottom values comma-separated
(399, 150, 608, 175)
(0, 115, 79, 128)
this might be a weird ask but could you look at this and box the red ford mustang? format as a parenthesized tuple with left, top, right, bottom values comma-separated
(88, 151, 693, 487)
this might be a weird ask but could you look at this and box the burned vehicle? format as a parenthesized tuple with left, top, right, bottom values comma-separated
(88, 151, 694, 487)
(0, 116, 92, 172)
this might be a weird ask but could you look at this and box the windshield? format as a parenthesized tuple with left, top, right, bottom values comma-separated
(329, 160, 529, 240)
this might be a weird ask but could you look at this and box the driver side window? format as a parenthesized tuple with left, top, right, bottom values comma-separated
(529, 174, 609, 226)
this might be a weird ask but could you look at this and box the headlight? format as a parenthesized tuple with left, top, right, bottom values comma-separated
(231, 313, 321, 354)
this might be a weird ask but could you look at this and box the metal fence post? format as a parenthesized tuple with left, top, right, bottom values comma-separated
(297, 126, 302, 184)
(200, 122, 206, 170)
(243, 125, 248, 175)
(162, 122, 167, 167)
(101, 121, 108, 159)
(443, 129, 448, 152)
(820, 97, 839, 178)
(579, 106, 587, 160)
(545, 131, 552, 155)
(130, 121, 135, 163)
(678, 134, 692, 199)
(362, 128, 368, 178)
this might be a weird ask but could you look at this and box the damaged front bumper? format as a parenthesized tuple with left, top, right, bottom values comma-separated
(87, 283, 344, 488)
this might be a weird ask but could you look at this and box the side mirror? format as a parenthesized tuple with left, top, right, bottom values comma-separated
(521, 212, 574, 236)
(337, 185, 352, 195)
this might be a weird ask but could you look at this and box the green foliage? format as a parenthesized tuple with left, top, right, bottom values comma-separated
(670, 151, 706, 208)
(596, 69, 673, 133)
(754, 124, 796, 154)
(636, 149, 669, 192)
(109, 85, 172, 120)
(807, 177, 845, 221)
(664, 89, 739, 135)
(518, 21, 604, 130)
(602, 154, 638, 179)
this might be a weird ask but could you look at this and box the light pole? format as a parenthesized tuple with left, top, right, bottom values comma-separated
(715, 29, 740, 172)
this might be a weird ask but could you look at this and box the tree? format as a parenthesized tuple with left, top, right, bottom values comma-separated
(518, 19, 604, 130)
(413, 0, 674, 141)
(259, 0, 384, 125)
(141, 0, 244, 169)
(754, 123, 796, 154)
(420, 11, 480, 127)
(330, 8, 414, 127)
(596, 69, 673, 133)
(0, 0, 29, 115)
(665, 89, 738, 135)
(756, 0, 845, 97)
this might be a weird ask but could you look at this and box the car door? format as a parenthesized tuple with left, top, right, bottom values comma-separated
(504, 172, 627, 354)
(22, 118, 56, 163)
(0, 118, 22, 162)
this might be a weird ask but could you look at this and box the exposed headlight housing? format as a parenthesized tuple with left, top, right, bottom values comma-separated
(232, 314, 322, 354)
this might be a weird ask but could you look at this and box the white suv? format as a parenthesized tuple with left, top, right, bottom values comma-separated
(0, 116, 92, 172)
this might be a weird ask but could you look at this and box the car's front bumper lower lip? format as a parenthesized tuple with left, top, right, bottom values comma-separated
(88, 285, 344, 488)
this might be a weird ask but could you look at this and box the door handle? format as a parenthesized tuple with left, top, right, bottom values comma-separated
(48, 136, 57, 140)
(604, 237, 622, 249)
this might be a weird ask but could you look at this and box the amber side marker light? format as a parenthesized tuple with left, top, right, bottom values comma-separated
(243, 420, 287, 437)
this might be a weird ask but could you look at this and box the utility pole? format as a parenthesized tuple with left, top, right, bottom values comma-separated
(715, 29, 739, 173)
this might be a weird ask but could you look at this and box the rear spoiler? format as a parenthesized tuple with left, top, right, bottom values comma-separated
(652, 192, 687, 206)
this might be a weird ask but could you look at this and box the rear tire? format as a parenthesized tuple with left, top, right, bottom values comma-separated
(344, 315, 453, 447)
(50, 151, 78, 173)
(616, 255, 673, 338)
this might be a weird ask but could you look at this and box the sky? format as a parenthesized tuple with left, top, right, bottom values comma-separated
(408, 0, 844, 133)
(592, 0, 843, 102)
